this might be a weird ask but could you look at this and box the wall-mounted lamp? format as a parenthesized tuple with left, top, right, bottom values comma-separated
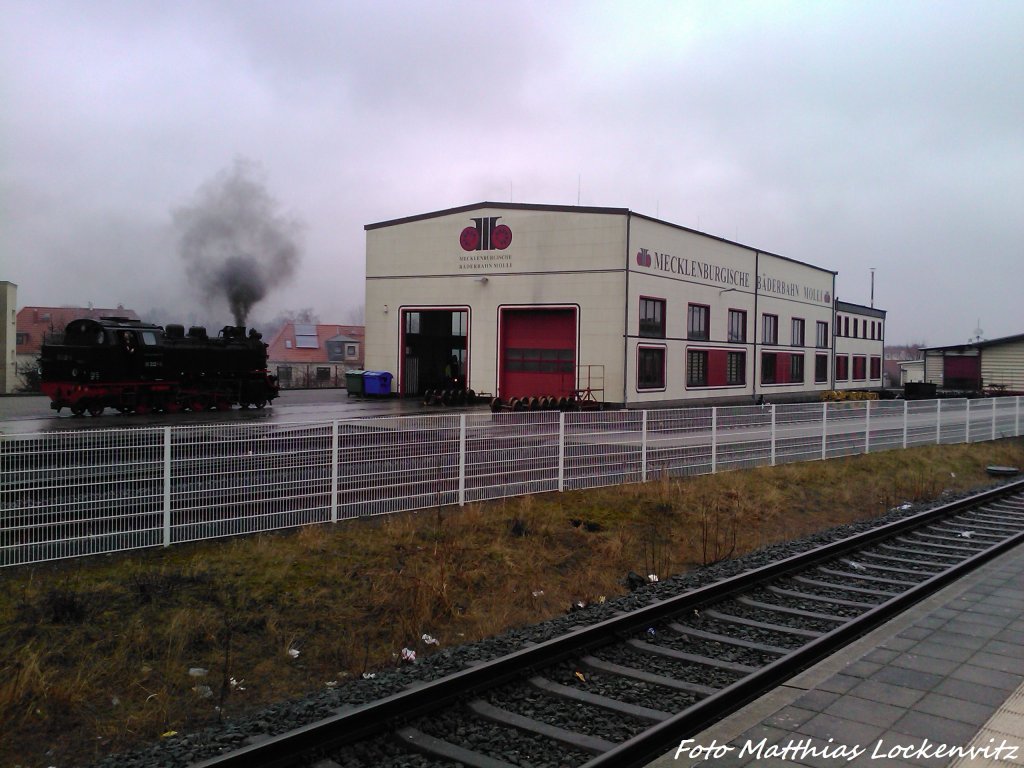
(475, 277, 489, 284)
(383, 304, 389, 314)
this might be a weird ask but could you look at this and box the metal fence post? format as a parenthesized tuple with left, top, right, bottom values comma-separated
(1017, 395, 1021, 437)
(770, 404, 776, 467)
(458, 414, 466, 506)
(865, 400, 871, 454)
(711, 407, 717, 474)
(821, 401, 827, 461)
(902, 399, 908, 449)
(966, 400, 971, 444)
(331, 420, 339, 522)
(558, 411, 566, 492)
(936, 400, 942, 445)
(163, 426, 171, 547)
(641, 410, 648, 482)
(991, 398, 997, 442)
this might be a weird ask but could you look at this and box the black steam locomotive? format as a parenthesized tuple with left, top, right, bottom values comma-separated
(40, 316, 278, 416)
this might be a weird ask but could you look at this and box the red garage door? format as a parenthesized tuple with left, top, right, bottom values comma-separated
(499, 308, 576, 400)
(944, 355, 980, 390)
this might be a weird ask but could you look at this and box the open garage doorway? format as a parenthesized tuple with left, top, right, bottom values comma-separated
(401, 308, 468, 396)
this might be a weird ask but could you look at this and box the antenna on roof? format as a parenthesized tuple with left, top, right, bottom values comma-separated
(870, 267, 876, 308)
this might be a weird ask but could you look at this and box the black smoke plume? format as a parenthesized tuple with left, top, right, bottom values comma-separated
(174, 158, 303, 326)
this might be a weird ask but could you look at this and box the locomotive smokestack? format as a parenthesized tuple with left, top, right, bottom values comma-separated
(174, 158, 303, 326)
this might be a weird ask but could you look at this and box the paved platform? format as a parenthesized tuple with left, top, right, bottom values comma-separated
(648, 542, 1024, 768)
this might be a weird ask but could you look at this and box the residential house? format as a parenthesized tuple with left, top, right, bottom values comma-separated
(265, 323, 365, 388)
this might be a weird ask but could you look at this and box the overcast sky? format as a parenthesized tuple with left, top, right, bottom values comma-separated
(3, 1, 1021, 343)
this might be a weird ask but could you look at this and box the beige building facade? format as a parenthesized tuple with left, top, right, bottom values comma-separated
(365, 203, 874, 407)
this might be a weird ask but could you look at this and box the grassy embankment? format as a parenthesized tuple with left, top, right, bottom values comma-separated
(2, 438, 1023, 767)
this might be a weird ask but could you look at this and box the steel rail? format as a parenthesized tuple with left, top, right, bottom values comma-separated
(192, 477, 1024, 768)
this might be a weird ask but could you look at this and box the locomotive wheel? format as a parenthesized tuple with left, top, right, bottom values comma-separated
(254, 400, 266, 409)
(71, 405, 86, 417)
(190, 399, 206, 412)
(88, 403, 104, 417)
(135, 403, 151, 415)
(164, 401, 182, 414)
(467, 389, 476, 404)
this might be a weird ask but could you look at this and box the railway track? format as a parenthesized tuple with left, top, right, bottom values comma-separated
(190, 478, 1024, 768)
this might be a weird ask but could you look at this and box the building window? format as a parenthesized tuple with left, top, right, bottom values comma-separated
(16, 332, 28, 345)
(687, 350, 708, 386)
(639, 298, 665, 338)
(295, 323, 319, 349)
(346, 343, 358, 359)
(853, 355, 867, 380)
(638, 346, 665, 389)
(836, 356, 849, 381)
(277, 366, 293, 385)
(727, 351, 746, 385)
(870, 356, 881, 380)
(762, 314, 778, 345)
(853, 318, 858, 338)
(815, 354, 828, 383)
(728, 309, 747, 343)
(761, 352, 777, 384)
(316, 367, 330, 382)
(687, 304, 709, 341)
(816, 321, 829, 348)
(507, 348, 573, 373)
(791, 318, 805, 347)
(790, 354, 804, 383)
(844, 316, 850, 336)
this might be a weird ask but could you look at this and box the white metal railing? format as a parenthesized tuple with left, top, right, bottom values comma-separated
(2, 396, 1021, 567)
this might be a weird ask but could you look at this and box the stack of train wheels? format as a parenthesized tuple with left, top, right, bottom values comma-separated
(488, 395, 580, 413)
(422, 388, 477, 407)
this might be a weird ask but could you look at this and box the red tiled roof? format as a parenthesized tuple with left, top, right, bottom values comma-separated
(16, 306, 140, 355)
(265, 323, 365, 364)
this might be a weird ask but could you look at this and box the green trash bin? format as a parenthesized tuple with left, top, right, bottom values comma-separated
(345, 370, 365, 397)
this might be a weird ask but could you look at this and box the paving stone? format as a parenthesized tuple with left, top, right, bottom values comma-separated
(822, 694, 905, 728)
(950, 663, 1023, 691)
(912, 692, 997, 727)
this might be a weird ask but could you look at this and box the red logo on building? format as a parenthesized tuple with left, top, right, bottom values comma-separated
(461, 217, 512, 251)
(636, 247, 652, 267)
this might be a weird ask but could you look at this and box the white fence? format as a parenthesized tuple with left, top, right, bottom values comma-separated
(2, 397, 1021, 567)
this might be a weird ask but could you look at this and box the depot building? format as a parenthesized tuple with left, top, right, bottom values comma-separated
(364, 202, 866, 408)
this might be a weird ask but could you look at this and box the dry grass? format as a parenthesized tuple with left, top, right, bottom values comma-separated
(1, 438, 1022, 767)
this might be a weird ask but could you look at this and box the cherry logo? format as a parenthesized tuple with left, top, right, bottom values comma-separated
(460, 227, 480, 251)
(636, 247, 652, 267)
(461, 217, 511, 251)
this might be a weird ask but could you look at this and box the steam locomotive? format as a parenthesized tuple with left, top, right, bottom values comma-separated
(40, 316, 278, 416)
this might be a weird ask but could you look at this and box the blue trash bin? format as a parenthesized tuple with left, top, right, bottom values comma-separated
(363, 371, 393, 396)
